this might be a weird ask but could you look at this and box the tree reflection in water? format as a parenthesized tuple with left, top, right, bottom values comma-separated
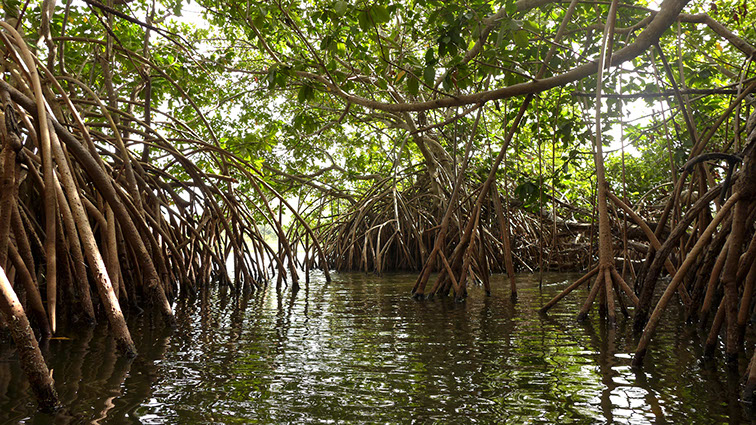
(1, 272, 754, 424)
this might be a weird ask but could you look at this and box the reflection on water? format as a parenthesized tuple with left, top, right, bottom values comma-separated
(1, 273, 753, 424)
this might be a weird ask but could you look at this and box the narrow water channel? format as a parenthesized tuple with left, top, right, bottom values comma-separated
(1, 273, 753, 424)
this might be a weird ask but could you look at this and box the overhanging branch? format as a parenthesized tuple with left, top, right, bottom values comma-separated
(297, 0, 692, 113)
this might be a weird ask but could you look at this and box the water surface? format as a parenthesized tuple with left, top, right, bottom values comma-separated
(1, 273, 753, 424)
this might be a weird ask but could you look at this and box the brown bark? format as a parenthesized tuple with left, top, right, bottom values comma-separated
(49, 124, 137, 357)
(0, 144, 14, 272)
(10, 206, 50, 335)
(1, 88, 52, 337)
(7, 242, 50, 332)
(699, 239, 728, 321)
(604, 267, 616, 325)
(633, 182, 724, 332)
(0, 265, 60, 413)
(577, 273, 604, 321)
(53, 175, 96, 324)
(721, 134, 756, 362)
(540, 267, 599, 313)
(632, 193, 739, 366)
(704, 297, 726, 358)
(0, 78, 175, 327)
(736, 259, 756, 346)
(0, 24, 60, 335)
(743, 346, 756, 403)
(492, 185, 517, 298)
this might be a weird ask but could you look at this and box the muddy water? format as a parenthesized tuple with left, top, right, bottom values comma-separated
(1, 272, 753, 424)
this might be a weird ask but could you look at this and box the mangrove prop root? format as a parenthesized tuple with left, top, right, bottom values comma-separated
(632, 193, 740, 367)
(0, 265, 60, 413)
(0, 18, 303, 409)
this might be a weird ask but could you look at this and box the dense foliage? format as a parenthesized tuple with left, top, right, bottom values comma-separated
(6, 0, 749, 220)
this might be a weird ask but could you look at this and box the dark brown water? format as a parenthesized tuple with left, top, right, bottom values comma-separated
(1, 272, 754, 424)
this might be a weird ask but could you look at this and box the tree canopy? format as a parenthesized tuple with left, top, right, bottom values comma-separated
(13, 0, 750, 214)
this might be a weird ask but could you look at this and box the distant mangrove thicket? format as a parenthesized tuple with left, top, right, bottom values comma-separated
(0, 0, 754, 414)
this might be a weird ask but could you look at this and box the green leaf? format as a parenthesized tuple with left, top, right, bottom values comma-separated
(320, 34, 332, 51)
(442, 74, 453, 91)
(267, 68, 277, 90)
(334, 1, 348, 16)
(276, 72, 288, 89)
(371, 5, 390, 23)
(523, 20, 539, 31)
(505, 0, 517, 15)
(297, 85, 313, 103)
(407, 75, 419, 96)
(450, 31, 463, 47)
(513, 30, 528, 48)
(358, 11, 370, 30)
(496, 23, 508, 48)
(423, 66, 435, 85)
(424, 48, 435, 65)
(394, 69, 406, 83)
(253, 14, 265, 29)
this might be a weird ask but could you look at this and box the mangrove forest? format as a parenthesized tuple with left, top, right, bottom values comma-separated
(0, 0, 755, 422)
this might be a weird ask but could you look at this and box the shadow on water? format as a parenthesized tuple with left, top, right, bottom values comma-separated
(1, 310, 173, 424)
(1, 272, 755, 424)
